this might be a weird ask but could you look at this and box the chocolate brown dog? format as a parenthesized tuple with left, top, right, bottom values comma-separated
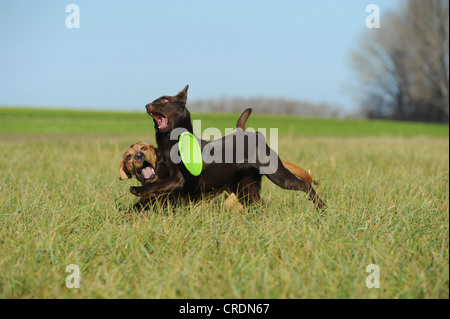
(119, 109, 253, 210)
(130, 85, 324, 210)
(120, 111, 314, 211)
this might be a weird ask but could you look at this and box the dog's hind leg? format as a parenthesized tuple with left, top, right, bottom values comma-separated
(235, 175, 263, 205)
(263, 158, 325, 210)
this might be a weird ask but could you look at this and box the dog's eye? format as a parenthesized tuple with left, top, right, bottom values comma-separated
(161, 99, 169, 104)
(141, 147, 147, 151)
(126, 154, 132, 161)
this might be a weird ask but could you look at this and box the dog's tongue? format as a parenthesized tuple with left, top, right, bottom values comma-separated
(142, 167, 154, 179)
(159, 117, 168, 129)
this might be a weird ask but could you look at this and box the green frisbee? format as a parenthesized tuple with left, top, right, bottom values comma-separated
(179, 132, 203, 176)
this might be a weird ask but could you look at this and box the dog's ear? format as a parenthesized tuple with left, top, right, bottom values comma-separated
(119, 159, 132, 180)
(175, 85, 189, 104)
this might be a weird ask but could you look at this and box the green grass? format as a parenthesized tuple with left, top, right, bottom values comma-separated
(0, 107, 448, 137)
(0, 108, 448, 298)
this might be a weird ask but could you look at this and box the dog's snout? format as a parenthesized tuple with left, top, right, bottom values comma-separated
(134, 151, 145, 162)
(145, 103, 153, 111)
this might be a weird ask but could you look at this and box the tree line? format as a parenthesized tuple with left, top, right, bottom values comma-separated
(351, 0, 449, 123)
(189, 97, 341, 118)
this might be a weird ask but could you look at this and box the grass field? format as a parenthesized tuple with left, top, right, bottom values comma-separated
(0, 107, 448, 137)
(0, 108, 448, 298)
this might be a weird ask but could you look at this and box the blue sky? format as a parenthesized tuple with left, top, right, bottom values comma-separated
(0, 0, 400, 112)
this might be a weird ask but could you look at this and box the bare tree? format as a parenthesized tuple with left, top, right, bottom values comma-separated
(351, 0, 449, 122)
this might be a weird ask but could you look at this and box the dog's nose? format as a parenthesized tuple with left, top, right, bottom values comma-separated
(134, 151, 145, 162)
(145, 103, 153, 111)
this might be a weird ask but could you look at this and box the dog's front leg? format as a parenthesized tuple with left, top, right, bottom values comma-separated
(130, 175, 185, 198)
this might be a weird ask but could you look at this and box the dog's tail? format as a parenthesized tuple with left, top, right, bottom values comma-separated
(281, 160, 315, 185)
(236, 108, 252, 130)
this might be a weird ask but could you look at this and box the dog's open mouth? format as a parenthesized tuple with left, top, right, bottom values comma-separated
(149, 111, 169, 132)
(136, 161, 156, 181)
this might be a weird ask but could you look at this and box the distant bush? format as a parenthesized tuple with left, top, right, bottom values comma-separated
(189, 97, 342, 118)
